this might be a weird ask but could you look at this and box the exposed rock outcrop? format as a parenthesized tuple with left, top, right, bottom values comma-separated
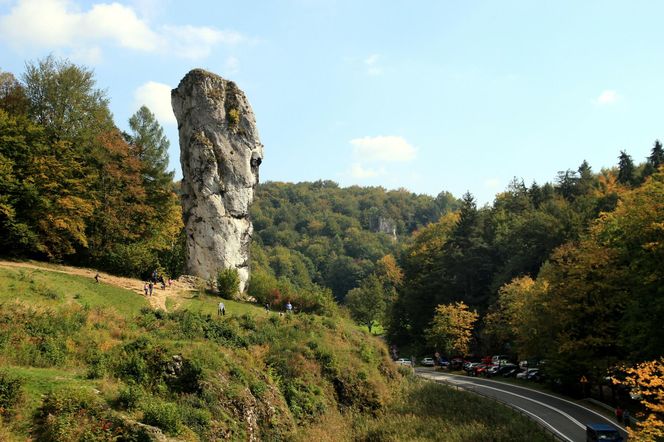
(172, 69, 263, 292)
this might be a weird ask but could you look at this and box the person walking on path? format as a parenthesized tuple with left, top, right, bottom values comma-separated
(615, 405, 623, 423)
(143, 283, 149, 296)
(218, 302, 226, 316)
(286, 301, 293, 314)
(94, 273, 100, 283)
(148, 281, 153, 297)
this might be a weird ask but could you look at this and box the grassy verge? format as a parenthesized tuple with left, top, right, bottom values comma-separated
(352, 375, 552, 442)
(0, 267, 147, 316)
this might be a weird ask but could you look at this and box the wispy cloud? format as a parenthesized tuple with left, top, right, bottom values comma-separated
(364, 53, 383, 76)
(595, 89, 619, 105)
(133, 81, 176, 125)
(345, 135, 415, 182)
(350, 135, 416, 162)
(0, 0, 246, 60)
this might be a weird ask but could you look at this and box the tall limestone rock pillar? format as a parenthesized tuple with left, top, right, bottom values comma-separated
(172, 69, 263, 292)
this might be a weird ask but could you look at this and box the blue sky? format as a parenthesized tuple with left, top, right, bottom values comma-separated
(1, 0, 662, 205)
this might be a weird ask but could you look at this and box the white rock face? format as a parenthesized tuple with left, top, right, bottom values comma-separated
(171, 69, 263, 292)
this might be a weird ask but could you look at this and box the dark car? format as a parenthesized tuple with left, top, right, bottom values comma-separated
(585, 423, 623, 441)
(450, 358, 464, 370)
(495, 363, 518, 376)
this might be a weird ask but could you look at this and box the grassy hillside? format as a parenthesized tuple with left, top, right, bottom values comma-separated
(0, 263, 549, 441)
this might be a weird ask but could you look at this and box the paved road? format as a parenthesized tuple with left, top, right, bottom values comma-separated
(416, 368, 628, 442)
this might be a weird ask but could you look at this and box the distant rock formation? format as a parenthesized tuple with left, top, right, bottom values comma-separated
(369, 214, 397, 241)
(377, 216, 397, 241)
(172, 69, 263, 292)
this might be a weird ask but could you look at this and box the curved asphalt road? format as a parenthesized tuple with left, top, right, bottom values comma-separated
(416, 368, 628, 442)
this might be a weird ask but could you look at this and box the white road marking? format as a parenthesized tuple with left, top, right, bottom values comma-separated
(470, 383, 586, 429)
(505, 401, 575, 442)
(429, 371, 624, 429)
(425, 373, 624, 440)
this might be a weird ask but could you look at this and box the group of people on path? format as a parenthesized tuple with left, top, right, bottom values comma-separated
(143, 269, 172, 297)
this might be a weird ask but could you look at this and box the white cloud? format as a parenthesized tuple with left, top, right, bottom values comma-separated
(133, 81, 176, 125)
(364, 53, 383, 76)
(349, 163, 385, 179)
(350, 135, 416, 162)
(0, 0, 245, 60)
(163, 25, 244, 59)
(69, 46, 103, 65)
(595, 90, 619, 105)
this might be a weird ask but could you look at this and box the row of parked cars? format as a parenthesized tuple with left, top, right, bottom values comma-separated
(398, 355, 543, 383)
(462, 360, 543, 381)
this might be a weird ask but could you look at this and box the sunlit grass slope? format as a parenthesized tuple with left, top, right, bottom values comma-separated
(0, 263, 550, 441)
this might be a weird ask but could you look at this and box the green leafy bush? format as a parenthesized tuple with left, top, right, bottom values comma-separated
(284, 378, 327, 423)
(35, 387, 119, 442)
(216, 267, 240, 298)
(0, 370, 23, 416)
(116, 382, 145, 410)
(179, 399, 212, 438)
(141, 399, 182, 436)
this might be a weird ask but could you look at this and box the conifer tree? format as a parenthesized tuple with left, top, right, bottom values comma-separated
(643, 140, 664, 179)
(127, 105, 174, 194)
(617, 150, 636, 186)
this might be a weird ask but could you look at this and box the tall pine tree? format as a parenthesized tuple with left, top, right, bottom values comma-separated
(617, 150, 636, 186)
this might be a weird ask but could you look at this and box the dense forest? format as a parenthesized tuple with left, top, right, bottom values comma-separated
(2, 57, 663, 438)
(0, 56, 183, 278)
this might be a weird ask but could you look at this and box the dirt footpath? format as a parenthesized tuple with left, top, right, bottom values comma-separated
(0, 260, 186, 311)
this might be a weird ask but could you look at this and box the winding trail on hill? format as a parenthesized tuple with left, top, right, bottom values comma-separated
(0, 260, 188, 311)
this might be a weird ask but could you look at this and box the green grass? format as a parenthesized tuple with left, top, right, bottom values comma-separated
(1, 365, 101, 437)
(352, 377, 552, 442)
(0, 263, 552, 442)
(3, 365, 94, 401)
(0, 267, 148, 316)
(174, 290, 270, 317)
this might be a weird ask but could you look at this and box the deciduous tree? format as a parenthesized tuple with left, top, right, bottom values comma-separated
(614, 358, 664, 441)
(425, 301, 478, 356)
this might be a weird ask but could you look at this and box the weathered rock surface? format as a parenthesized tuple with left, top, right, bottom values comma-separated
(172, 69, 263, 292)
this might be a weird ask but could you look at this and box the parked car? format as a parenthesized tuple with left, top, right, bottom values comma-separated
(474, 364, 491, 377)
(516, 368, 539, 380)
(491, 355, 510, 365)
(502, 365, 520, 377)
(464, 362, 480, 374)
(486, 364, 507, 377)
(493, 363, 517, 376)
(516, 368, 537, 379)
(420, 357, 435, 366)
(585, 423, 623, 441)
(450, 358, 464, 370)
(396, 358, 412, 366)
(437, 357, 450, 367)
